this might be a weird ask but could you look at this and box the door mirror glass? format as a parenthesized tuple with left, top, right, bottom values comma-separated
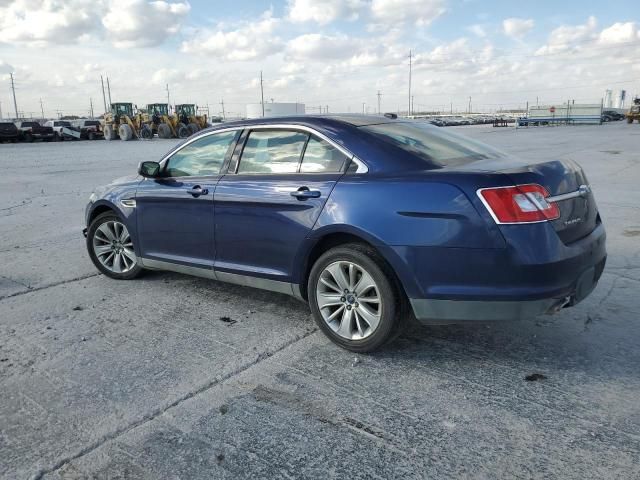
(138, 161, 160, 178)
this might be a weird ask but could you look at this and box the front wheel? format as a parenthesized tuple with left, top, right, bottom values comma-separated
(308, 244, 406, 352)
(86, 212, 143, 280)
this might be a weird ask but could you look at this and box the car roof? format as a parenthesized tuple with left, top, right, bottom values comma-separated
(212, 114, 398, 130)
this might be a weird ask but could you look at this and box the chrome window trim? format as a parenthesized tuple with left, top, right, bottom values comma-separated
(155, 123, 369, 176)
(158, 127, 243, 166)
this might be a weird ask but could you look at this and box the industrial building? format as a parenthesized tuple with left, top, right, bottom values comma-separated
(246, 102, 305, 119)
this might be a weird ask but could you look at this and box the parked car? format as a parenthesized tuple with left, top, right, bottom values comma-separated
(16, 121, 55, 142)
(44, 120, 80, 141)
(602, 110, 624, 121)
(73, 119, 104, 140)
(83, 115, 606, 352)
(0, 122, 20, 143)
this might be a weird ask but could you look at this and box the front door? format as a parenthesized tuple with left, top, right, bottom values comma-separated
(215, 128, 349, 282)
(136, 130, 240, 268)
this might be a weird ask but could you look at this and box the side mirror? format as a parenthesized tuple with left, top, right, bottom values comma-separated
(138, 161, 160, 178)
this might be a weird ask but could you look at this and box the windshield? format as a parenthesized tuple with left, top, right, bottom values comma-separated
(149, 105, 168, 115)
(84, 120, 100, 126)
(361, 121, 506, 167)
(113, 104, 132, 117)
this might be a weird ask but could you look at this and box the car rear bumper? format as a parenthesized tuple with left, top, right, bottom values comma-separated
(398, 222, 607, 323)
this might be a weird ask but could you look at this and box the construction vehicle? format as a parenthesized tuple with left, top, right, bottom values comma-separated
(102, 103, 153, 141)
(174, 104, 209, 135)
(626, 97, 640, 123)
(146, 103, 189, 139)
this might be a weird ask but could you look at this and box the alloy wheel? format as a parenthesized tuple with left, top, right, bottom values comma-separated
(316, 260, 382, 340)
(92, 221, 137, 273)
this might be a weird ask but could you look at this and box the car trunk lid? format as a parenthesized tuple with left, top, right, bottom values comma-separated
(501, 159, 598, 244)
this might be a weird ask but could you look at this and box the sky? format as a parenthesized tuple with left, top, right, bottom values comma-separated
(0, 0, 639, 118)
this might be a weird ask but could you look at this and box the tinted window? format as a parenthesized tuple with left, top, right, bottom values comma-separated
(84, 120, 100, 126)
(238, 130, 308, 174)
(21, 122, 38, 128)
(165, 130, 239, 177)
(361, 122, 506, 167)
(300, 136, 349, 173)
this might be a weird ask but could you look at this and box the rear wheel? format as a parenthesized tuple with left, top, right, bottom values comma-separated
(187, 122, 200, 135)
(158, 123, 172, 138)
(119, 123, 133, 141)
(88, 131, 96, 140)
(24, 132, 33, 143)
(140, 125, 153, 140)
(628, 117, 634, 124)
(104, 125, 115, 141)
(177, 123, 189, 138)
(87, 212, 143, 280)
(308, 244, 406, 352)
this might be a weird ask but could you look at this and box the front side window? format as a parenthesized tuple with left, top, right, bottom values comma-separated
(300, 136, 349, 173)
(238, 130, 308, 174)
(164, 130, 239, 177)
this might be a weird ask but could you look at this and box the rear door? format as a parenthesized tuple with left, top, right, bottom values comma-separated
(214, 127, 350, 282)
(136, 129, 240, 268)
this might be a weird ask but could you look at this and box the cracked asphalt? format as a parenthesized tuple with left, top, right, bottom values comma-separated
(1, 123, 639, 479)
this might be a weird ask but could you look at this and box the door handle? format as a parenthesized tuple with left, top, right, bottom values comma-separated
(290, 187, 321, 200)
(187, 186, 209, 197)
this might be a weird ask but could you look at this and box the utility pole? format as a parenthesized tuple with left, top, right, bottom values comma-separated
(408, 50, 413, 117)
(100, 75, 107, 113)
(362, 102, 366, 114)
(325, 105, 329, 114)
(468, 96, 472, 114)
(166, 83, 170, 107)
(450, 102, 453, 114)
(411, 95, 415, 116)
(0, 101, 3, 120)
(9, 72, 18, 120)
(89, 98, 94, 118)
(260, 71, 265, 117)
(377, 90, 382, 114)
(220, 99, 226, 119)
(39, 98, 45, 119)
(106, 77, 112, 106)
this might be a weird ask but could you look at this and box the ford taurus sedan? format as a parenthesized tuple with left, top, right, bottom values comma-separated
(84, 115, 606, 352)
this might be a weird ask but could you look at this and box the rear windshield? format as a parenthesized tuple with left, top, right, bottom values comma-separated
(21, 122, 39, 127)
(84, 120, 100, 126)
(360, 122, 506, 167)
(57, 121, 71, 127)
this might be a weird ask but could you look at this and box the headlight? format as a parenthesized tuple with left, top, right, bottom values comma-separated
(89, 192, 97, 203)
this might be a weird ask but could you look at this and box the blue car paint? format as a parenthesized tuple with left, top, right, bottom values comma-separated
(85, 115, 606, 322)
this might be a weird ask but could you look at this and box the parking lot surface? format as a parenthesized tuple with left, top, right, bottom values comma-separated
(1, 124, 639, 479)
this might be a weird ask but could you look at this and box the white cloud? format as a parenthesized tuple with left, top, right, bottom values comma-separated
(0, 0, 98, 45)
(370, 0, 446, 27)
(598, 22, 640, 45)
(287, 33, 359, 60)
(468, 24, 487, 38)
(503, 18, 534, 39)
(287, 0, 364, 25)
(0, 60, 14, 74)
(0, 0, 189, 48)
(536, 16, 597, 55)
(102, 0, 190, 48)
(182, 11, 282, 60)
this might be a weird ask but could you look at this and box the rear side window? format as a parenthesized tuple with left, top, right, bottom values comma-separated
(300, 136, 349, 173)
(361, 122, 505, 167)
(165, 130, 239, 177)
(238, 130, 307, 174)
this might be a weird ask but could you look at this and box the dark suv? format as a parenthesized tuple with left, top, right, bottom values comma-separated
(0, 122, 20, 143)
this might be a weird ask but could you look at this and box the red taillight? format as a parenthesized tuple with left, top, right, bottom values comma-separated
(478, 184, 560, 224)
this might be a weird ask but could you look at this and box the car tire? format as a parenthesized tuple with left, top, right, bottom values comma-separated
(24, 132, 33, 143)
(308, 243, 407, 352)
(187, 122, 200, 135)
(86, 212, 143, 280)
(88, 131, 95, 140)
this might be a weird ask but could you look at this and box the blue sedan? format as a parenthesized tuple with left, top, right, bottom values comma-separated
(84, 115, 606, 352)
